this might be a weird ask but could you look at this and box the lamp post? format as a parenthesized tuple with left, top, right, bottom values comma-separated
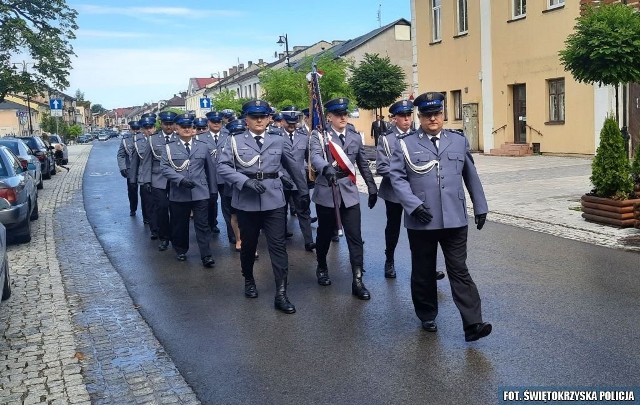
(11, 61, 35, 134)
(277, 34, 290, 68)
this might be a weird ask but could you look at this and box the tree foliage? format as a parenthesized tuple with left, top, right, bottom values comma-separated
(0, 0, 78, 103)
(348, 53, 406, 111)
(590, 116, 634, 199)
(67, 124, 82, 138)
(40, 113, 67, 135)
(631, 143, 640, 184)
(559, 4, 640, 87)
(91, 104, 107, 114)
(209, 89, 248, 115)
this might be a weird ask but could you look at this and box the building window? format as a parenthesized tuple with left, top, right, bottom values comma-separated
(457, 0, 468, 34)
(548, 0, 564, 8)
(513, 0, 526, 18)
(548, 78, 565, 122)
(432, 0, 442, 42)
(439, 91, 448, 121)
(452, 90, 463, 120)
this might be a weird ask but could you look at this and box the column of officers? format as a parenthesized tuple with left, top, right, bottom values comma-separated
(116, 94, 491, 342)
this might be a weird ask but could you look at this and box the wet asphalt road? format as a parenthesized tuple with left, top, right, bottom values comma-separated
(84, 140, 640, 404)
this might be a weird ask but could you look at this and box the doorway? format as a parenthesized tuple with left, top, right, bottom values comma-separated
(513, 84, 527, 144)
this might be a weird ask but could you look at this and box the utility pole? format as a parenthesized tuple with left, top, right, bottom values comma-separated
(12, 60, 35, 134)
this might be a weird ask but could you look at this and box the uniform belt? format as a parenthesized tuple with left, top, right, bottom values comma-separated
(246, 172, 279, 180)
(336, 170, 350, 179)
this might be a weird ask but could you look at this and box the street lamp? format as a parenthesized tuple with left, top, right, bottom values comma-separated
(277, 34, 290, 68)
(11, 61, 36, 134)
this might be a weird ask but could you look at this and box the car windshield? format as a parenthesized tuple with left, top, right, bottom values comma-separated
(49, 135, 61, 143)
(18, 137, 38, 150)
(0, 141, 19, 155)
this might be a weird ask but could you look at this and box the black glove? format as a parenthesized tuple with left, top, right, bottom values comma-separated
(475, 213, 487, 230)
(411, 204, 433, 224)
(280, 175, 294, 190)
(180, 178, 196, 189)
(143, 183, 151, 193)
(368, 193, 377, 209)
(322, 165, 337, 185)
(243, 179, 266, 194)
(299, 194, 310, 211)
(120, 169, 129, 178)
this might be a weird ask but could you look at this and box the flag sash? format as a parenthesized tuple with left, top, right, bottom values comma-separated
(328, 139, 356, 184)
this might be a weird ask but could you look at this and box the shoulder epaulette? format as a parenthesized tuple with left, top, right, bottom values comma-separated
(267, 128, 283, 136)
(446, 128, 465, 136)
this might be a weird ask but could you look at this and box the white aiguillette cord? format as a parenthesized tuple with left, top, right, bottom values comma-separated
(165, 144, 189, 172)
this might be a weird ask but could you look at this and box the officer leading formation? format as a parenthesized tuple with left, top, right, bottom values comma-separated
(115, 93, 491, 341)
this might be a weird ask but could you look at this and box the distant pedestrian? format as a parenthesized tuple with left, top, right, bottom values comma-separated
(371, 115, 387, 147)
(54, 144, 69, 172)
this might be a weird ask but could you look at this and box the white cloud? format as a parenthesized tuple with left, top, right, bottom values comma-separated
(77, 29, 155, 39)
(75, 4, 242, 18)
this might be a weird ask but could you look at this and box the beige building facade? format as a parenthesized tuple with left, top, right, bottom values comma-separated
(412, 0, 617, 155)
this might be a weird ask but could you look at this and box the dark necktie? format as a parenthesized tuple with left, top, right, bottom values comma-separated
(165, 135, 170, 144)
(214, 134, 218, 144)
(288, 132, 294, 143)
(430, 136, 438, 152)
(255, 136, 263, 149)
(185, 142, 190, 154)
(339, 133, 345, 146)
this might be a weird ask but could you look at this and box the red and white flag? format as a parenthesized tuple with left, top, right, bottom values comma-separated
(328, 139, 356, 184)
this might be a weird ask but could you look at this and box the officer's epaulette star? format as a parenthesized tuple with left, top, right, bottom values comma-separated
(446, 128, 465, 136)
(267, 128, 283, 136)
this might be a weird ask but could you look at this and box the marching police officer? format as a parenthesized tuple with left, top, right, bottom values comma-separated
(280, 106, 315, 251)
(141, 110, 177, 250)
(130, 116, 157, 230)
(161, 115, 217, 267)
(194, 117, 208, 134)
(376, 100, 445, 281)
(309, 97, 378, 300)
(388, 91, 491, 341)
(117, 121, 141, 216)
(217, 99, 309, 314)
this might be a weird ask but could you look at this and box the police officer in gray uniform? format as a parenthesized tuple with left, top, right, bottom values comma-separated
(130, 116, 157, 229)
(310, 98, 378, 300)
(217, 100, 309, 314)
(118, 120, 141, 217)
(389, 91, 491, 341)
(376, 100, 445, 281)
(280, 106, 315, 251)
(161, 115, 217, 267)
(196, 111, 231, 237)
(141, 111, 177, 250)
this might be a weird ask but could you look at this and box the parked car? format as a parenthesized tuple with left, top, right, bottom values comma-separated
(0, 221, 10, 303)
(0, 138, 43, 189)
(17, 136, 55, 180)
(47, 134, 68, 164)
(0, 146, 38, 243)
(97, 133, 110, 141)
(77, 134, 92, 144)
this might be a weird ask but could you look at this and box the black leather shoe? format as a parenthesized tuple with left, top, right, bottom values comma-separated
(436, 271, 445, 280)
(422, 320, 437, 332)
(274, 279, 296, 314)
(150, 232, 158, 240)
(304, 242, 316, 252)
(286, 231, 293, 238)
(384, 260, 396, 278)
(129, 211, 136, 216)
(351, 266, 371, 300)
(143, 219, 150, 224)
(176, 253, 186, 261)
(201, 256, 215, 268)
(244, 279, 258, 298)
(465, 322, 492, 342)
(158, 240, 170, 251)
(212, 226, 220, 234)
(331, 235, 339, 242)
(310, 217, 318, 223)
(316, 266, 331, 286)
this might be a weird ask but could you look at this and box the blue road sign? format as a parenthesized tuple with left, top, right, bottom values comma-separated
(49, 99, 63, 110)
(199, 98, 211, 109)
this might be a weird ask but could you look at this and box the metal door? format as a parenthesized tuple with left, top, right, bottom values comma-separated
(462, 103, 479, 151)
(513, 84, 527, 144)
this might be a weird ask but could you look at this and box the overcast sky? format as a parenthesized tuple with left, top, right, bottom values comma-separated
(64, 0, 411, 109)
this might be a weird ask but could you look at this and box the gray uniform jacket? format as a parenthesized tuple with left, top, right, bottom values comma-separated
(117, 133, 135, 173)
(388, 128, 488, 230)
(217, 129, 308, 212)
(282, 128, 309, 192)
(196, 129, 229, 185)
(376, 126, 407, 204)
(129, 133, 150, 184)
(160, 139, 217, 202)
(141, 132, 176, 189)
(309, 126, 377, 208)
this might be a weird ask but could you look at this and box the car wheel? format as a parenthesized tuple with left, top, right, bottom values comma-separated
(37, 174, 44, 189)
(43, 162, 51, 179)
(1, 256, 10, 301)
(16, 210, 31, 243)
(30, 196, 39, 221)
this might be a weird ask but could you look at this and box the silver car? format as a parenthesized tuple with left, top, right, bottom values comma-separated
(0, 145, 39, 243)
(48, 134, 68, 164)
(0, 220, 10, 303)
(0, 138, 43, 190)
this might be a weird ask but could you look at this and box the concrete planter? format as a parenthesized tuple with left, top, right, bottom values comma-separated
(581, 194, 640, 228)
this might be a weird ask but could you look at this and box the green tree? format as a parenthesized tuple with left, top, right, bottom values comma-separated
(67, 124, 82, 139)
(74, 89, 84, 101)
(40, 113, 67, 135)
(348, 53, 406, 115)
(91, 104, 107, 114)
(631, 144, 640, 184)
(209, 89, 246, 114)
(259, 68, 307, 108)
(0, 0, 78, 102)
(559, 3, 640, 122)
(590, 116, 634, 199)
(297, 54, 354, 105)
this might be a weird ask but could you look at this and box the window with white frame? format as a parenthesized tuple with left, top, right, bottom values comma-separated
(548, 78, 565, 122)
(548, 0, 564, 8)
(457, 0, 468, 34)
(513, 0, 526, 18)
(452, 90, 463, 120)
(432, 0, 442, 42)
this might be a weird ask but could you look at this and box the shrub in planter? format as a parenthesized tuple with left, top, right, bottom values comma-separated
(590, 116, 634, 200)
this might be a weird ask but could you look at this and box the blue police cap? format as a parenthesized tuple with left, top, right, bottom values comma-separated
(281, 110, 300, 123)
(128, 120, 141, 129)
(140, 113, 156, 120)
(193, 117, 208, 128)
(242, 99, 271, 116)
(272, 113, 283, 121)
(414, 92, 444, 113)
(324, 98, 349, 114)
(140, 117, 156, 128)
(389, 100, 414, 116)
(226, 119, 247, 135)
(221, 109, 235, 119)
(175, 117, 193, 127)
(301, 108, 310, 117)
(205, 111, 224, 122)
(158, 111, 177, 123)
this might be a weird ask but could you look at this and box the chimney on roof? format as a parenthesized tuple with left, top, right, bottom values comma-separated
(230, 66, 237, 75)
(238, 63, 244, 71)
(223, 71, 228, 78)
(258, 58, 264, 64)
(248, 61, 252, 67)
(278, 53, 284, 59)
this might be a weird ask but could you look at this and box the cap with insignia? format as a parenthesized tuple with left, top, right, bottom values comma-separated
(128, 120, 141, 129)
(193, 117, 208, 129)
(301, 108, 310, 117)
(272, 113, 283, 122)
(158, 111, 177, 123)
(389, 99, 414, 116)
(242, 99, 271, 116)
(140, 113, 157, 120)
(414, 92, 445, 113)
(324, 97, 349, 114)
(205, 111, 224, 122)
(139, 117, 156, 128)
(221, 109, 236, 120)
(226, 118, 247, 135)
(175, 114, 193, 127)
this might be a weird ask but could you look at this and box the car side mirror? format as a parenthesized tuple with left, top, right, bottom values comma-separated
(27, 162, 37, 171)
